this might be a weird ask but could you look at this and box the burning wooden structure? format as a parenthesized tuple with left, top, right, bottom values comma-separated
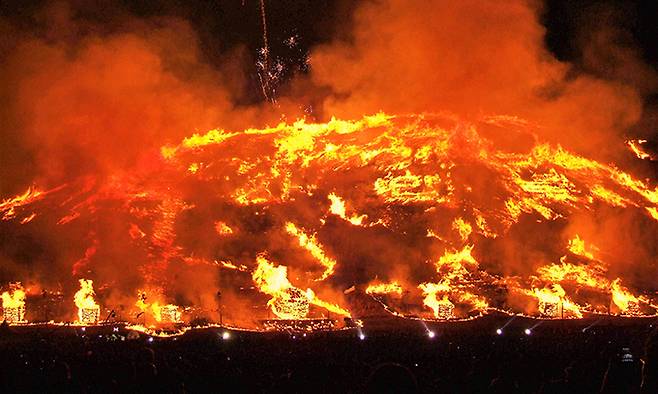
(1, 284, 27, 323)
(157, 304, 182, 323)
(79, 307, 100, 324)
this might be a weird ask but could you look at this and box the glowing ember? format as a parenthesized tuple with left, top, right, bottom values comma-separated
(74, 279, 100, 324)
(19, 212, 37, 224)
(272, 288, 309, 319)
(261, 319, 336, 332)
(217, 261, 248, 272)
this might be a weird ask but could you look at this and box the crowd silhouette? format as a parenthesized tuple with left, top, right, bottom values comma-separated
(0, 319, 655, 393)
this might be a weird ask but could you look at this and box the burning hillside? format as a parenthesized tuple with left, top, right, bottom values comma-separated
(1, 112, 657, 325)
(0, 0, 658, 330)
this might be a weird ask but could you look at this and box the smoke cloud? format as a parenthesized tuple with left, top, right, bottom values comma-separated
(309, 0, 652, 160)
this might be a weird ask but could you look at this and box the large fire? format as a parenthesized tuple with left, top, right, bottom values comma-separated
(0, 112, 657, 326)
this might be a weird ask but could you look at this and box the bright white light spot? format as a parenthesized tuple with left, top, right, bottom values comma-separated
(148, 337, 154, 343)
(359, 333, 366, 340)
(427, 330, 436, 338)
(496, 328, 502, 335)
(222, 331, 231, 340)
(524, 328, 531, 335)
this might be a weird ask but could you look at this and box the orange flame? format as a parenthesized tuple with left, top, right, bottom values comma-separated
(566, 235, 597, 260)
(531, 284, 582, 318)
(0, 187, 44, 221)
(1, 283, 26, 323)
(328, 193, 367, 225)
(366, 281, 404, 296)
(74, 279, 100, 324)
(626, 139, 654, 161)
(418, 282, 454, 319)
(611, 279, 641, 315)
(252, 255, 349, 319)
(215, 221, 234, 235)
(285, 222, 337, 281)
(451, 217, 472, 242)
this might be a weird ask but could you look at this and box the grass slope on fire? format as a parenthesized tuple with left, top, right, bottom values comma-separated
(1, 113, 658, 328)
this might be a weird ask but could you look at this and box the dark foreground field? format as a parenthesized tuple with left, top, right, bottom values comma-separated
(0, 315, 657, 393)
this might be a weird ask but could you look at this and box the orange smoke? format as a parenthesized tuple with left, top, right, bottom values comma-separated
(310, 0, 646, 161)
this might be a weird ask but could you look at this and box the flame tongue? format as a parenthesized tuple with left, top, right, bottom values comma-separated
(366, 281, 403, 295)
(1, 187, 44, 221)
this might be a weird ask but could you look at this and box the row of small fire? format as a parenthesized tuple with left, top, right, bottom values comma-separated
(1, 304, 184, 325)
(3, 299, 641, 326)
(3, 281, 645, 325)
(1, 280, 183, 325)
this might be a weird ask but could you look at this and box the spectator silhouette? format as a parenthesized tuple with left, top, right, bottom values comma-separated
(641, 328, 658, 393)
(365, 363, 418, 393)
